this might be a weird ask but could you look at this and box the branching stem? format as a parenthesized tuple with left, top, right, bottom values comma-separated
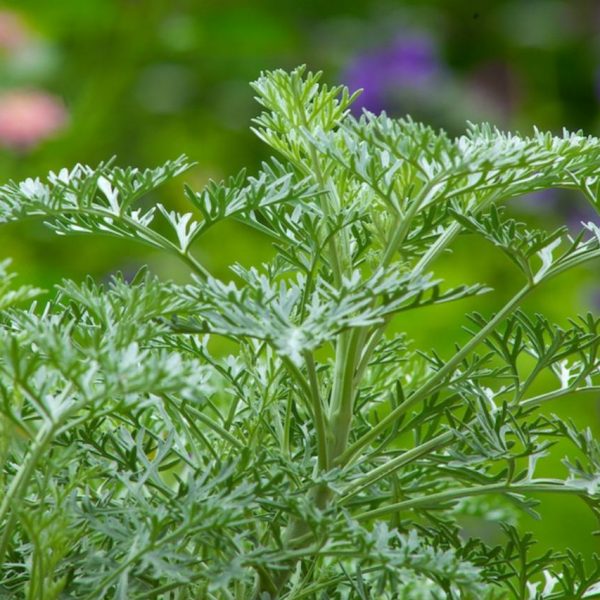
(356, 479, 589, 521)
(337, 283, 534, 465)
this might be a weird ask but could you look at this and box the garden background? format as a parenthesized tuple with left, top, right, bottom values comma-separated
(1, 0, 599, 561)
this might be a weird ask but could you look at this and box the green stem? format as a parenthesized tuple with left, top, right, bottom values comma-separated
(281, 356, 313, 412)
(379, 185, 430, 270)
(282, 566, 382, 600)
(176, 400, 245, 450)
(412, 221, 462, 276)
(520, 385, 600, 408)
(34, 205, 211, 280)
(341, 383, 599, 503)
(291, 77, 345, 288)
(545, 248, 600, 280)
(0, 511, 17, 570)
(304, 351, 329, 471)
(355, 479, 588, 521)
(337, 283, 534, 466)
(353, 190, 507, 399)
(346, 194, 491, 423)
(353, 317, 391, 385)
(328, 330, 361, 461)
(339, 430, 455, 503)
(179, 249, 211, 279)
(340, 232, 600, 467)
(283, 393, 293, 457)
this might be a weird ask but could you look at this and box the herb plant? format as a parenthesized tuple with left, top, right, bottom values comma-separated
(0, 67, 599, 599)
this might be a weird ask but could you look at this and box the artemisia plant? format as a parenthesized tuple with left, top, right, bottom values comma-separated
(0, 67, 599, 599)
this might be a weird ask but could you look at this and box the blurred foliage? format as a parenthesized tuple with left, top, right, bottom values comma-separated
(0, 0, 598, 563)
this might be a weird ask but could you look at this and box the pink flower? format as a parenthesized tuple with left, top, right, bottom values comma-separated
(0, 90, 68, 150)
(0, 11, 31, 53)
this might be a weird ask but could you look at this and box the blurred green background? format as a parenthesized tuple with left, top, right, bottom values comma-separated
(0, 0, 598, 561)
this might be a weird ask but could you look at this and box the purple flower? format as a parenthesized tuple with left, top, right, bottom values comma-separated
(562, 201, 600, 234)
(518, 188, 561, 213)
(518, 190, 600, 234)
(343, 33, 441, 114)
(590, 288, 600, 310)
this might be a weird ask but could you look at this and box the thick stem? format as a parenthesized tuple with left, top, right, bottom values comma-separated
(304, 351, 329, 471)
(328, 330, 361, 462)
(256, 328, 358, 597)
(253, 484, 332, 599)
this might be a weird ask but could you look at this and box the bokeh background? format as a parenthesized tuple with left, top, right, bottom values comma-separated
(0, 0, 599, 562)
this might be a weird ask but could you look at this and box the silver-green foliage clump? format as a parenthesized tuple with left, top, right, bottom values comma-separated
(0, 67, 599, 599)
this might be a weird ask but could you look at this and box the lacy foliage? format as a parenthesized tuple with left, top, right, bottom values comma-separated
(0, 67, 599, 599)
